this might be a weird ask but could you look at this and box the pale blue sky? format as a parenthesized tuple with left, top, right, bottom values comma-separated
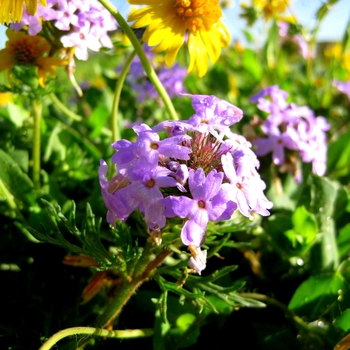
(0, 0, 349, 48)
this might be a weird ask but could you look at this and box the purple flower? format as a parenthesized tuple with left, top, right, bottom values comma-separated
(10, 0, 117, 60)
(163, 168, 236, 247)
(100, 94, 272, 274)
(183, 94, 243, 135)
(221, 153, 272, 218)
(333, 81, 350, 100)
(98, 160, 137, 226)
(251, 85, 329, 181)
(112, 124, 192, 182)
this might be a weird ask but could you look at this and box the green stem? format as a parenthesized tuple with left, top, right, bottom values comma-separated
(39, 327, 154, 350)
(67, 246, 172, 349)
(49, 93, 82, 122)
(98, 0, 178, 120)
(94, 246, 172, 328)
(32, 98, 42, 190)
(111, 49, 137, 142)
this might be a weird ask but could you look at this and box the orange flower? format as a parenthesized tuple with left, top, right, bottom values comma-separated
(0, 0, 47, 24)
(0, 29, 68, 87)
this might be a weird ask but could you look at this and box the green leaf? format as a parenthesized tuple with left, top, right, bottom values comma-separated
(0, 148, 35, 207)
(301, 175, 339, 270)
(8, 149, 29, 173)
(337, 225, 350, 259)
(266, 19, 279, 69)
(43, 123, 66, 162)
(153, 294, 171, 350)
(327, 130, 350, 178)
(334, 309, 350, 333)
(288, 274, 345, 320)
(338, 258, 350, 284)
(88, 105, 110, 138)
(283, 206, 317, 255)
(27, 199, 116, 270)
(242, 49, 262, 80)
(170, 313, 200, 349)
(6, 102, 28, 127)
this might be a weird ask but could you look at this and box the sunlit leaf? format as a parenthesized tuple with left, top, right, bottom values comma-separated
(288, 274, 344, 319)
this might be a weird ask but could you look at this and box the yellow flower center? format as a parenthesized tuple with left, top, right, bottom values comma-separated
(146, 178, 156, 188)
(174, 0, 222, 33)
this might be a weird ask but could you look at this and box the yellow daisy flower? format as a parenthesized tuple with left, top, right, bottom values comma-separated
(0, 29, 68, 87)
(0, 0, 47, 24)
(253, 0, 290, 20)
(128, 0, 230, 77)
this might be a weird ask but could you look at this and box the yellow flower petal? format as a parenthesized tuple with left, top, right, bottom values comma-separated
(0, 0, 46, 24)
(127, 0, 230, 77)
(187, 32, 209, 77)
(36, 57, 68, 87)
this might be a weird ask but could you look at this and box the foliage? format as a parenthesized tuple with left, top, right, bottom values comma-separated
(1, 1, 350, 350)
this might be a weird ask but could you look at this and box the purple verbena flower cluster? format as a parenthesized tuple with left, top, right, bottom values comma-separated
(251, 85, 330, 182)
(100, 94, 273, 274)
(333, 81, 350, 100)
(11, 0, 117, 60)
(122, 45, 187, 102)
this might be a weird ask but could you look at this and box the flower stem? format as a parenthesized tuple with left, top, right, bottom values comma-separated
(38, 327, 154, 350)
(49, 93, 82, 122)
(66, 245, 172, 349)
(98, 0, 178, 120)
(111, 49, 137, 142)
(94, 245, 172, 328)
(32, 98, 42, 190)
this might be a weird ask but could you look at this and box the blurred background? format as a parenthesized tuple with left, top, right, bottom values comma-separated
(0, 0, 350, 48)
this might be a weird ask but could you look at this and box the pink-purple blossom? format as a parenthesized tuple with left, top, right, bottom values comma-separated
(251, 85, 330, 181)
(100, 94, 272, 274)
(10, 0, 117, 60)
(333, 81, 350, 100)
